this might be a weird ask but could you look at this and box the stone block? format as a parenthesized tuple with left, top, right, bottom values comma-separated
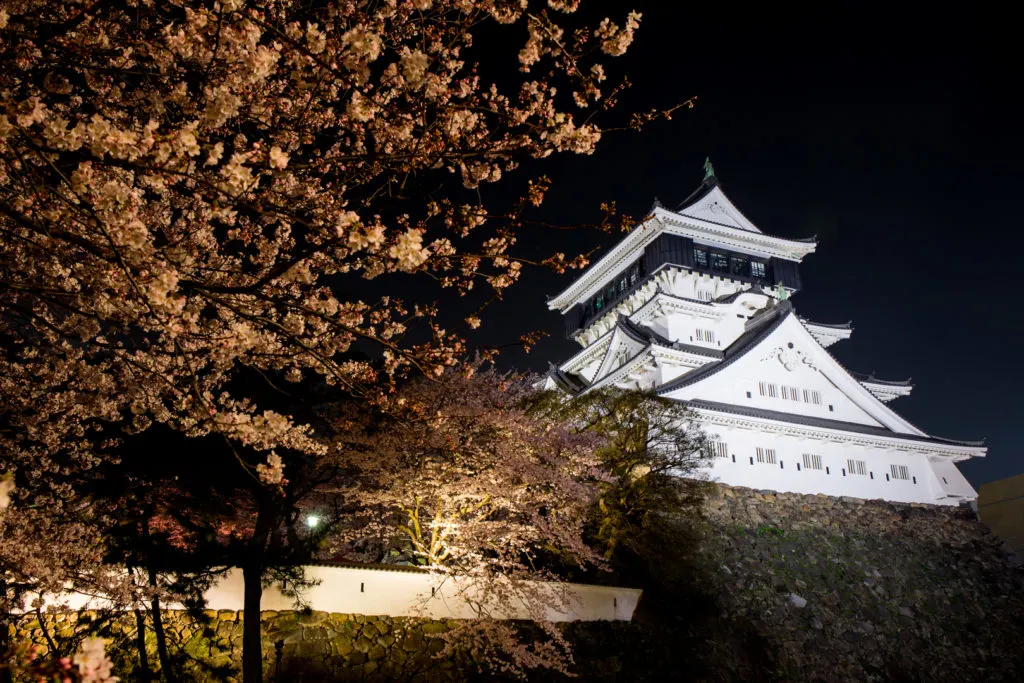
(402, 631, 426, 652)
(332, 636, 354, 657)
(421, 621, 448, 635)
(353, 635, 372, 653)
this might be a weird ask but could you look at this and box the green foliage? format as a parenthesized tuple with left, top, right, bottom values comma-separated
(526, 388, 712, 560)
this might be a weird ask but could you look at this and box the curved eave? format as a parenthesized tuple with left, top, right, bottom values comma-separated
(801, 318, 854, 348)
(851, 371, 913, 387)
(547, 213, 817, 313)
(683, 399, 987, 456)
(585, 345, 654, 393)
(800, 318, 854, 331)
(656, 209, 818, 257)
(861, 383, 914, 403)
(547, 367, 588, 395)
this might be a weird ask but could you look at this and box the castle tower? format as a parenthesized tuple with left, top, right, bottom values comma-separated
(541, 164, 984, 505)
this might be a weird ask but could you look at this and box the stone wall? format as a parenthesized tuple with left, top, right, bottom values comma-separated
(696, 485, 1024, 681)
(13, 609, 472, 682)
(12, 485, 1024, 681)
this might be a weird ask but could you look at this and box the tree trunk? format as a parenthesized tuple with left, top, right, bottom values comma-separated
(0, 581, 13, 683)
(148, 567, 177, 683)
(134, 608, 152, 681)
(242, 500, 276, 683)
(241, 562, 264, 683)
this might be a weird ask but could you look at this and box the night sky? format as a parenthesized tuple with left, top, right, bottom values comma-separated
(464, 3, 1023, 488)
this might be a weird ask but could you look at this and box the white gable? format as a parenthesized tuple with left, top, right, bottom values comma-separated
(592, 325, 647, 384)
(661, 312, 927, 435)
(677, 185, 762, 234)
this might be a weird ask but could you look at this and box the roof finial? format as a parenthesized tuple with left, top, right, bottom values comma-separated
(703, 156, 716, 180)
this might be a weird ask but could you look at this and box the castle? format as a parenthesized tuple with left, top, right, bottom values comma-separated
(541, 164, 984, 505)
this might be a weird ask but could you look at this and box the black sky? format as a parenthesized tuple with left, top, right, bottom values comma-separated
(464, 2, 1023, 488)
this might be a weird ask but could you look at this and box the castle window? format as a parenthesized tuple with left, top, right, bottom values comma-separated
(756, 447, 777, 465)
(694, 248, 708, 268)
(730, 256, 749, 276)
(789, 386, 800, 401)
(709, 441, 729, 459)
(802, 453, 824, 470)
(847, 459, 867, 476)
(751, 261, 767, 279)
(696, 329, 715, 343)
(758, 381, 778, 398)
(891, 464, 910, 481)
(711, 252, 729, 272)
(802, 389, 822, 405)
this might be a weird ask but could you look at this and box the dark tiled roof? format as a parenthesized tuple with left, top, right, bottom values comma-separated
(547, 366, 589, 394)
(616, 315, 664, 345)
(307, 560, 428, 574)
(677, 399, 985, 448)
(851, 371, 913, 387)
(656, 301, 793, 395)
(799, 318, 853, 330)
(617, 316, 723, 359)
(714, 283, 768, 304)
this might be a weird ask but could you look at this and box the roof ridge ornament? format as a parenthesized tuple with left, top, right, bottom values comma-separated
(703, 156, 716, 180)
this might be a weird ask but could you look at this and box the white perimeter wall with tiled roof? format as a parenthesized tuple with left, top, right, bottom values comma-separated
(28, 566, 641, 622)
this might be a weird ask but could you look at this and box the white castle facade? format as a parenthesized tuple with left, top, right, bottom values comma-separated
(542, 165, 984, 506)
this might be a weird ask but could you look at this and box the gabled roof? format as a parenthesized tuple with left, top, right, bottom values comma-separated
(676, 175, 763, 234)
(655, 300, 977, 442)
(655, 301, 794, 395)
(547, 172, 817, 313)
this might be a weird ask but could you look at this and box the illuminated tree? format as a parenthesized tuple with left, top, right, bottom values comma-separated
(0, 1, 688, 680)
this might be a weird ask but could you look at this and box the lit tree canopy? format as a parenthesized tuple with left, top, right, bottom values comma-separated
(0, 1, 691, 678)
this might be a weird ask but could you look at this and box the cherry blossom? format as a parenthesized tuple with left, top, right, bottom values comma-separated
(0, 1, 682, 679)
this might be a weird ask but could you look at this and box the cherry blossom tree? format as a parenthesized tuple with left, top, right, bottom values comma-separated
(0, 1, 691, 681)
(322, 365, 607, 676)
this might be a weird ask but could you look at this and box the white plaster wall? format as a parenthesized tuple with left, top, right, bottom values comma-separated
(926, 458, 979, 501)
(29, 567, 641, 623)
(665, 317, 887, 428)
(698, 423, 959, 505)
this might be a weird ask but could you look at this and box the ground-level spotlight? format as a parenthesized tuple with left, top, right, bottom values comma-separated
(305, 514, 320, 529)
